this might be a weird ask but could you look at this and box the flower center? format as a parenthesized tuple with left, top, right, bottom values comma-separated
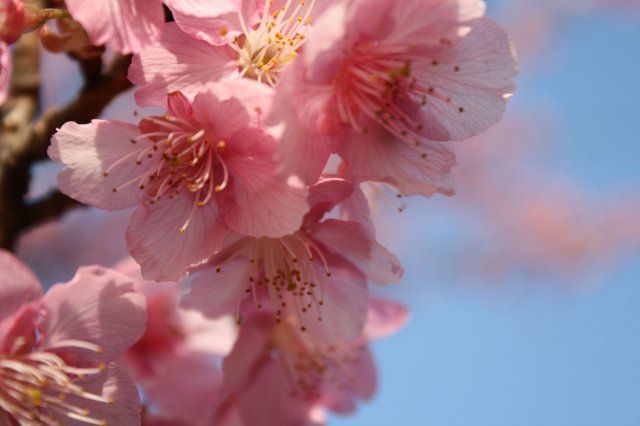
(229, 0, 315, 85)
(104, 114, 231, 233)
(219, 232, 333, 331)
(336, 42, 466, 146)
(0, 339, 111, 425)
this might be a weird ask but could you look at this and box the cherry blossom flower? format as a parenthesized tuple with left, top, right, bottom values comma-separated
(0, 250, 146, 425)
(64, 0, 165, 54)
(182, 175, 403, 346)
(0, 42, 9, 105)
(49, 84, 309, 282)
(214, 297, 408, 425)
(270, 0, 518, 195)
(129, 0, 334, 107)
(116, 258, 237, 424)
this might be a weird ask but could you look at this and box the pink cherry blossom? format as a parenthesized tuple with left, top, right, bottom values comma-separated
(0, 0, 24, 44)
(49, 83, 309, 282)
(117, 258, 237, 424)
(0, 250, 146, 425)
(270, 0, 518, 195)
(64, 0, 165, 54)
(0, 42, 9, 105)
(129, 0, 334, 107)
(182, 175, 403, 346)
(214, 297, 408, 425)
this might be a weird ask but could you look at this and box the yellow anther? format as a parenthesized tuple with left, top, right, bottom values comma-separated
(26, 388, 43, 406)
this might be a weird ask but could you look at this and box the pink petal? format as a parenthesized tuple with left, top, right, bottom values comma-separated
(318, 346, 377, 414)
(166, 91, 195, 119)
(235, 359, 313, 426)
(0, 250, 42, 326)
(49, 120, 154, 211)
(339, 126, 457, 197)
(414, 17, 518, 141)
(65, 0, 164, 54)
(303, 265, 368, 345)
(364, 297, 409, 340)
(0, 304, 38, 354)
(313, 219, 403, 285)
(198, 79, 275, 130)
(191, 91, 250, 137)
(269, 71, 337, 185)
(219, 315, 271, 399)
(141, 352, 222, 421)
(339, 182, 376, 237)
(181, 258, 250, 318)
(65, 365, 141, 426)
(219, 317, 313, 425)
(39, 266, 147, 362)
(305, 175, 355, 226)
(222, 128, 309, 238)
(0, 42, 10, 105)
(126, 193, 226, 281)
(378, 0, 485, 46)
(129, 23, 236, 107)
(165, 0, 244, 45)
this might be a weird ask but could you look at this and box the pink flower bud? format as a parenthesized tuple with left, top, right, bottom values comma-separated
(0, 0, 25, 44)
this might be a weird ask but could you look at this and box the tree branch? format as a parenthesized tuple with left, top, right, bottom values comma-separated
(0, 40, 132, 249)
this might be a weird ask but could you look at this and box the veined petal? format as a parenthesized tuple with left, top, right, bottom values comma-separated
(313, 219, 403, 285)
(222, 128, 309, 238)
(181, 258, 250, 319)
(339, 127, 457, 197)
(49, 120, 154, 211)
(40, 265, 147, 362)
(126, 193, 226, 281)
(129, 23, 236, 107)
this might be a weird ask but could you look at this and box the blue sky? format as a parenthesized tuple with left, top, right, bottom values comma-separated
(332, 5, 640, 426)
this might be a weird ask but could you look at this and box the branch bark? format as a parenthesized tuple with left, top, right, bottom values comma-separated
(0, 36, 132, 249)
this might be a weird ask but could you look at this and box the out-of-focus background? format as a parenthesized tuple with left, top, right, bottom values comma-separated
(15, 1, 640, 425)
(331, 1, 640, 424)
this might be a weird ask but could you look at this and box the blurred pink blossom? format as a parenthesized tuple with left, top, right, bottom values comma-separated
(117, 259, 237, 424)
(0, 250, 146, 424)
(215, 297, 408, 425)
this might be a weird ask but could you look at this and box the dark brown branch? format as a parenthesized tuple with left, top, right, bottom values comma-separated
(29, 53, 132, 159)
(25, 190, 84, 227)
(0, 30, 42, 249)
(0, 45, 132, 249)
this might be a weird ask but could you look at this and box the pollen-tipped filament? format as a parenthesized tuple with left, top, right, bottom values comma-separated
(227, 0, 315, 85)
(104, 114, 232, 233)
(0, 339, 111, 425)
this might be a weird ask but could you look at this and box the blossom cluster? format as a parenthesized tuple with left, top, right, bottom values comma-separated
(1, 0, 517, 424)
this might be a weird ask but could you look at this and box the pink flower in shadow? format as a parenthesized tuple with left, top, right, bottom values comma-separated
(116, 258, 237, 424)
(213, 297, 408, 425)
(0, 250, 147, 424)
